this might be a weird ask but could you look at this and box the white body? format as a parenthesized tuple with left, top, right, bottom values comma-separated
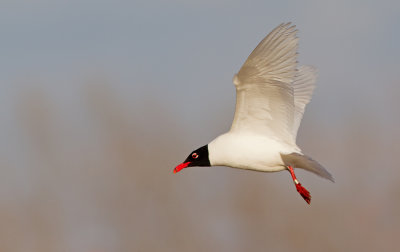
(209, 132, 300, 172)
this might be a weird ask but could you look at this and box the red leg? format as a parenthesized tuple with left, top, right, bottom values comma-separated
(287, 165, 311, 204)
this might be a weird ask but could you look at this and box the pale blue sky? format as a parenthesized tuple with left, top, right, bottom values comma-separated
(1, 0, 399, 121)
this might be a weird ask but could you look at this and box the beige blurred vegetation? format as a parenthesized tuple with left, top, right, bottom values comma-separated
(0, 77, 399, 252)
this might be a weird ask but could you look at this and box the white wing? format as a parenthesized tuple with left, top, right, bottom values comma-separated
(230, 23, 298, 144)
(292, 65, 317, 139)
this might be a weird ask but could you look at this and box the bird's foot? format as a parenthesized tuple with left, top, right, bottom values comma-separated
(295, 183, 311, 204)
(288, 165, 311, 204)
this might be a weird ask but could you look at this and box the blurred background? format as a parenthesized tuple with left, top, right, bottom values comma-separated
(1, 1, 399, 251)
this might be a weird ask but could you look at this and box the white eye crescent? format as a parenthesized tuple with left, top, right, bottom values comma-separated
(192, 153, 199, 159)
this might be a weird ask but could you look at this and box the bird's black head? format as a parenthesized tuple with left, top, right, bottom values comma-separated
(174, 145, 211, 173)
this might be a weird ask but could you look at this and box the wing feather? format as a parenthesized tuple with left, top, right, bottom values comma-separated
(231, 23, 299, 144)
(292, 65, 317, 139)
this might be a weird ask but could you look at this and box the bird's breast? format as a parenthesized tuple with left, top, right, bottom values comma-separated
(208, 132, 297, 172)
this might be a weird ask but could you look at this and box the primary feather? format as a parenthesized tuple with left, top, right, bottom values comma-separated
(292, 65, 317, 139)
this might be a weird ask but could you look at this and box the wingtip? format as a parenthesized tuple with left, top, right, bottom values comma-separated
(283, 21, 294, 27)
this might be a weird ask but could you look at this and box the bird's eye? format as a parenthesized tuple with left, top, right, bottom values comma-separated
(192, 153, 199, 159)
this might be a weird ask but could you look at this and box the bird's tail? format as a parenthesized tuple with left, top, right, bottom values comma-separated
(281, 153, 334, 182)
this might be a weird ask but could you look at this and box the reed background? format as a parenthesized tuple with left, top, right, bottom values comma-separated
(1, 1, 399, 251)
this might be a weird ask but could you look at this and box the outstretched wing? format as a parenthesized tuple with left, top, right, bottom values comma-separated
(292, 65, 317, 139)
(230, 23, 298, 144)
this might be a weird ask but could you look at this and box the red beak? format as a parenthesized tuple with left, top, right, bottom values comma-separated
(174, 162, 191, 173)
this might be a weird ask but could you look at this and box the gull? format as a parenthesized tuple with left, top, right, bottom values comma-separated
(174, 23, 333, 204)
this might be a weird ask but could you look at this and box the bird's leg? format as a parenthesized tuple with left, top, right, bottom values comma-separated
(287, 165, 311, 204)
